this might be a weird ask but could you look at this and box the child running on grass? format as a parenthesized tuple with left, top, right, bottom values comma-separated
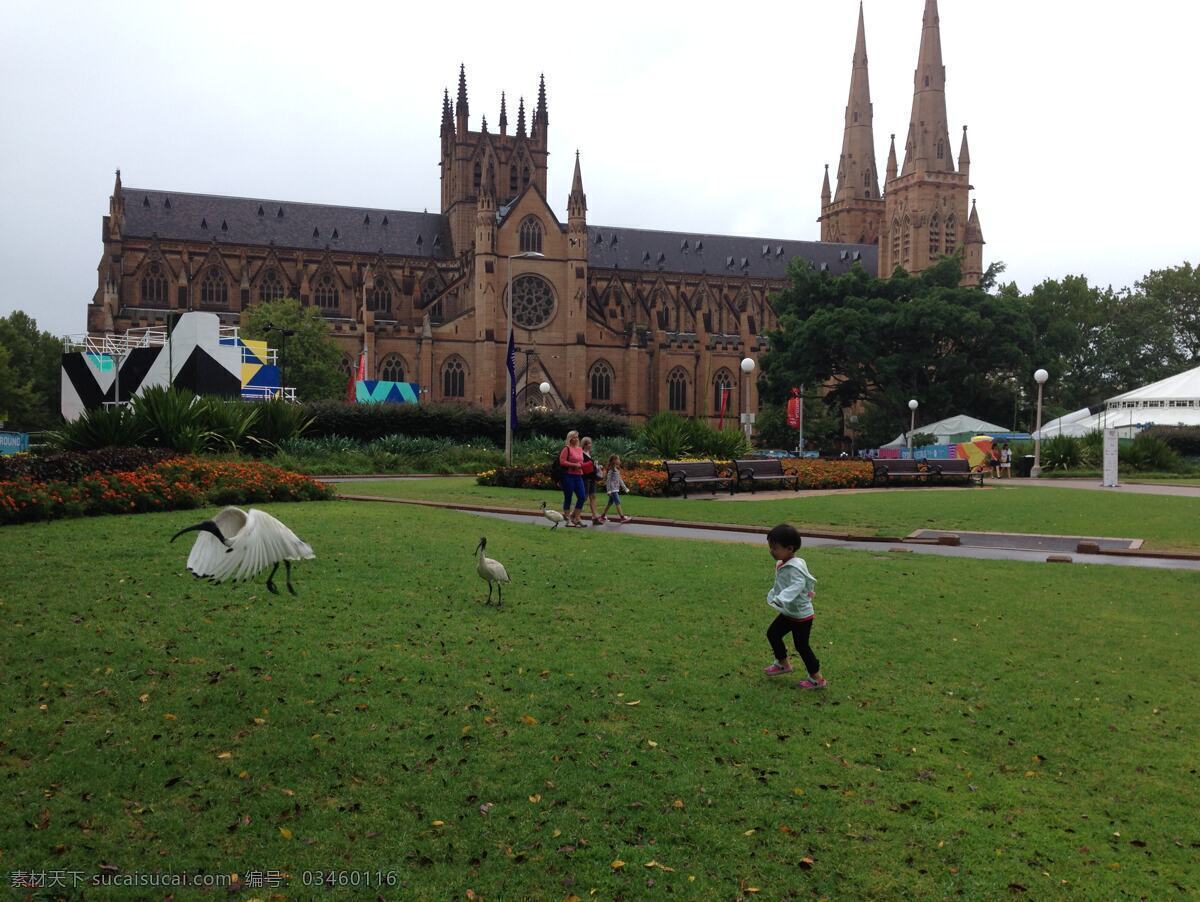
(598, 454, 632, 523)
(762, 523, 827, 689)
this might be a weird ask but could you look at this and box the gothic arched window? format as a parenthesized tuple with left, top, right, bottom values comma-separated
(369, 277, 391, 313)
(141, 261, 167, 304)
(522, 166, 530, 189)
(442, 357, 466, 398)
(259, 267, 286, 301)
(314, 272, 339, 310)
(902, 216, 912, 265)
(379, 353, 406, 383)
(473, 161, 482, 192)
(519, 216, 543, 254)
(936, 140, 945, 160)
(713, 368, 735, 415)
(509, 165, 518, 195)
(929, 213, 941, 257)
(667, 367, 688, 413)
(589, 360, 613, 402)
(200, 265, 228, 306)
(890, 218, 901, 265)
(944, 215, 957, 253)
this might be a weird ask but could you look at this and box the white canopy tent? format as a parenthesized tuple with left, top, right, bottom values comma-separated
(883, 414, 1010, 447)
(1035, 363, 1200, 438)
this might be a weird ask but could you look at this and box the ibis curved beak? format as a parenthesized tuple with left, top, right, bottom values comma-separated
(170, 520, 229, 546)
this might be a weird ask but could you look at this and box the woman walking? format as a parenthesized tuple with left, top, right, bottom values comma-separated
(558, 431, 587, 527)
(580, 437, 601, 524)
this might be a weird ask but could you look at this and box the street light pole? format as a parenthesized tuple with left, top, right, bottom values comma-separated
(506, 251, 545, 466)
(740, 357, 756, 442)
(1031, 368, 1049, 478)
(907, 399, 919, 457)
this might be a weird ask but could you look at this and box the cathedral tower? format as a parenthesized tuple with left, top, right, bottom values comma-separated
(878, 0, 984, 285)
(440, 66, 550, 255)
(819, 3, 884, 246)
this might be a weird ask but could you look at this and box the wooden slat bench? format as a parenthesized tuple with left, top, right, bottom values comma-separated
(872, 457, 985, 487)
(735, 458, 798, 493)
(665, 461, 734, 498)
(925, 458, 985, 486)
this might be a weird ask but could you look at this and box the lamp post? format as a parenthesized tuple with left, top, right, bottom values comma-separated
(740, 357, 756, 441)
(539, 381, 551, 411)
(1031, 368, 1049, 478)
(506, 252, 545, 466)
(263, 322, 296, 400)
(907, 399, 919, 458)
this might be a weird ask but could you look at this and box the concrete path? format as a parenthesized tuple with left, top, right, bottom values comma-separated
(463, 510, 1200, 572)
(991, 479, 1200, 499)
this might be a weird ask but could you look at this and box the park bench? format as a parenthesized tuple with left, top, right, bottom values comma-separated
(665, 460, 734, 498)
(735, 458, 799, 493)
(872, 457, 985, 487)
(925, 457, 985, 487)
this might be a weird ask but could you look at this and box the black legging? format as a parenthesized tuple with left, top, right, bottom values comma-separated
(767, 615, 820, 675)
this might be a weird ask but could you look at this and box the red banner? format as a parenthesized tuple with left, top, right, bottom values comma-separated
(718, 387, 730, 428)
(786, 387, 801, 428)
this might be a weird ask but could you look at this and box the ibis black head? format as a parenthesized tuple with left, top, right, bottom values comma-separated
(170, 519, 230, 548)
(475, 537, 487, 554)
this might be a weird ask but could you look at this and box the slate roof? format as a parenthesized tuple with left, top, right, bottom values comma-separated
(587, 225, 876, 279)
(122, 189, 455, 259)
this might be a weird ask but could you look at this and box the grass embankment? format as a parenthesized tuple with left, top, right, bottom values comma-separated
(338, 477, 1200, 552)
(3, 502, 1198, 898)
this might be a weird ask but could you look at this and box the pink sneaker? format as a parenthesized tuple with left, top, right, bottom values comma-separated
(619, 516, 632, 523)
(795, 677, 828, 690)
(763, 661, 793, 676)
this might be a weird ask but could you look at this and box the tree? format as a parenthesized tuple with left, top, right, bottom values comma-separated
(240, 298, 347, 402)
(0, 311, 64, 430)
(761, 257, 1035, 438)
(1136, 262, 1200, 360)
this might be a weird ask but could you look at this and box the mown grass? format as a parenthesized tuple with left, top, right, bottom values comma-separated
(2, 502, 1198, 898)
(337, 477, 1200, 552)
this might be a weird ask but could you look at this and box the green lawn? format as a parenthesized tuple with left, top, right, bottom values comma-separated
(3, 502, 1198, 898)
(338, 477, 1200, 552)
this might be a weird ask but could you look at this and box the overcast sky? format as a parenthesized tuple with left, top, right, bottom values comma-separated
(2, 0, 1197, 338)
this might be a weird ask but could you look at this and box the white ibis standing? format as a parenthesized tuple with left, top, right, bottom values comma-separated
(170, 507, 315, 595)
(475, 537, 510, 606)
(539, 501, 565, 530)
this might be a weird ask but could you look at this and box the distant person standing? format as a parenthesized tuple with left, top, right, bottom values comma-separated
(989, 443, 1002, 479)
(1000, 442, 1012, 478)
(558, 431, 586, 527)
(599, 454, 633, 523)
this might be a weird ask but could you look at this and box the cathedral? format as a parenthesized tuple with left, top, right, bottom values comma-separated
(87, 0, 982, 424)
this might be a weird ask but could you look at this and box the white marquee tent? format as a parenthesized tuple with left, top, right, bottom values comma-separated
(1036, 363, 1200, 438)
(883, 414, 1011, 447)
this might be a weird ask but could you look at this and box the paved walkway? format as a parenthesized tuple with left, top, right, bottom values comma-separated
(463, 510, 1200, 572)
(992, 479, 1200, 499)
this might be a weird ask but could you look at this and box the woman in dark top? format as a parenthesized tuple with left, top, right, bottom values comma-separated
(580, 436, 602, 524)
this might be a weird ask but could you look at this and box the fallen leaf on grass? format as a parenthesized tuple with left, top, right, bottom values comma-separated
(610, 859, 625, 869)
(520, 714, 539, 725)
(163, 713, 176, 721)
(216, 751, 232, 760)
(671, 799, 684, 809)
(799, 856, 815, 870)
(528, 794, 541, 804)
(278, 827, 292, 840)
(743, 829, 756, 836)
(625, 700, 641, 706)
(138, 693, 149, 703)
(643, 861, 675, 872)
(432, 820, 446, 827)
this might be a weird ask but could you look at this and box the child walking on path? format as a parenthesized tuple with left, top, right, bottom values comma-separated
(599, 454, 632, 523)
(762, 523, 827, 689)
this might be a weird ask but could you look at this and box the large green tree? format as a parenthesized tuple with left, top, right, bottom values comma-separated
(0, 311, 65, 430)
(761, 257, 1035, 441)
(240, 298, 347, 402)
(1136, 262, 1200, 360)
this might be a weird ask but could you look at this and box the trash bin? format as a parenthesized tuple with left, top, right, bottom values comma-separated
(1016, 455, 1035, 478)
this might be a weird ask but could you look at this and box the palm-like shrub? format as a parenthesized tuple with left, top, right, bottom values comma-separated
(1124, 433, 1183, 472)
(1041, 434, 1082, 471)
(640, 413, 694, 459)
(248, 398, 313, 450)
(195, 396, 261, 452)
(702, 424, 752, 459)
(48, 404, 148, 450)
(131, 386, 211, 453)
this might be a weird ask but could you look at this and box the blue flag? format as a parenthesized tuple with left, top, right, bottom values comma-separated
(506, 331, 518, 430)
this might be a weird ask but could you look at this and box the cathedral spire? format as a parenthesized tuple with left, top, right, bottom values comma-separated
(516, 96, 526, 137)
(958, 124, 971, 179)
(536, 73, 548, 127)
(568, 149, 587, 218)
(455, 63, 469, 131)
(834, 2, 880, 202)
(441, 88, 453, 136)
(499, 92, 508, 135)
(965, 198, 984, 244)
(821, 164, 831, 204)
(886, 133, 897, 182)
(901, 0, 953, 175)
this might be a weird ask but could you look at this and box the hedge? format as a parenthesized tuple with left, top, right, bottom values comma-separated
(1140, 425, 1200, 457)
(0, 447, 181, 483)
(302, 401, 632, 444)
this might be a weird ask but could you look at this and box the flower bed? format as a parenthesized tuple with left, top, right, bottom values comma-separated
(0, 458, 334, 526)
(477, 458, 872, 496)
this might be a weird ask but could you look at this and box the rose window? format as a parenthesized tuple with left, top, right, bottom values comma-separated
(511, 274, 556, 329)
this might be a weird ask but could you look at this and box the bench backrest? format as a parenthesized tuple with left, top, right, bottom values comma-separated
(666, 461, 718, 478)
(736, 459, 785, 477)
(875, 458, 922, 473)
(935, 459, 972, 473)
